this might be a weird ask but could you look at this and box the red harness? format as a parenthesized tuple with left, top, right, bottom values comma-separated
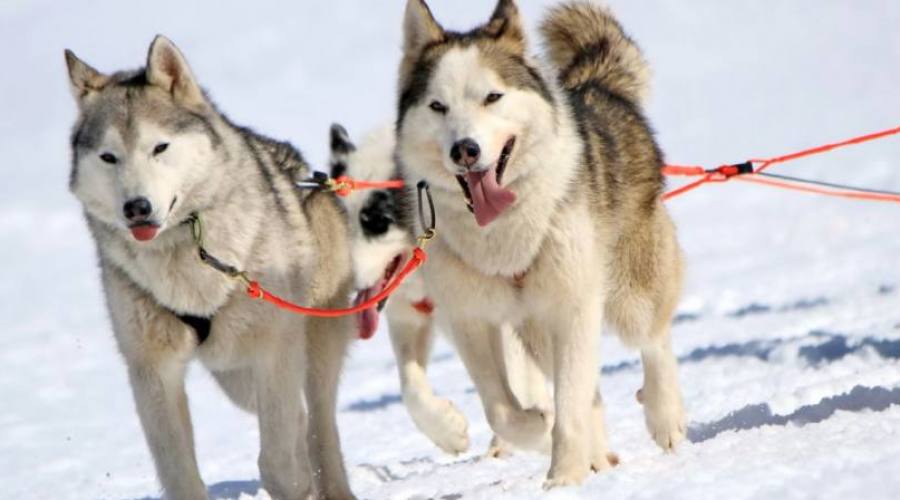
(411, 298, 435, 315)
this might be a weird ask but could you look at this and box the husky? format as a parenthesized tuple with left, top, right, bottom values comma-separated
(327, 123, 470, 455)
(396, 0, 687, 487)
(65, 36, 356, 499)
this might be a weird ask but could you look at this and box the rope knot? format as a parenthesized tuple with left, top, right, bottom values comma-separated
(246, 281, 263, 300)
(709, 161, 754, 181)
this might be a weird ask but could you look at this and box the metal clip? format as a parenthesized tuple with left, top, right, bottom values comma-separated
(187, 213, 204, 247)
(416, 180, 437, 248)
(296, 171, 331, 190)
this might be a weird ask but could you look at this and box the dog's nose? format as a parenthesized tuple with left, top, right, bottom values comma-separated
(450, 138, 481, 168)
(123, 197, 153, 222)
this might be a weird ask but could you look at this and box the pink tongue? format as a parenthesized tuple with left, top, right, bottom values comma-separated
(354, 279, 386, 340)
(465, 167, 516, 227)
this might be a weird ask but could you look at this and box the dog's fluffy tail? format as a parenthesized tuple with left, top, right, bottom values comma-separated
(540, 1, 649, 105)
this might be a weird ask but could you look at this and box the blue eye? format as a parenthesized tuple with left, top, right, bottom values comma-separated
(100, 153, 118, 164)
(153, 143, 169, 155)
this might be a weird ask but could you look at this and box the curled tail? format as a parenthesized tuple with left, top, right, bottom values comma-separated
(540, 1, 650, 105)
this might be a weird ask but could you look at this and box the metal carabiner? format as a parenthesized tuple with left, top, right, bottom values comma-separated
(416, 180, 437, 248)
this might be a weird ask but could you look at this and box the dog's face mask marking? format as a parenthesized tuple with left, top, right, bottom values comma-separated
(329, 124, 411, 339)
(66, 37, 221, 242)
(396, 0, 556, 226)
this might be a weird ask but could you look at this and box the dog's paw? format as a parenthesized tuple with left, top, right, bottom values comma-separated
(483, 434, 513, 459)
(492, 407, 552, 452)
(409, 397, 470, 455)
(543, 467, 589, 490)
(591, 451, 620, 472)
(644, 399, 686, 452)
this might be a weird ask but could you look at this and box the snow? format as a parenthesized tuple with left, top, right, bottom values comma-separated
(2, 1, 899, 499)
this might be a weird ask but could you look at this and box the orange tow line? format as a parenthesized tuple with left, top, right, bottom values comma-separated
(662, 126, 900, 202)
(188, 181, 436, 327)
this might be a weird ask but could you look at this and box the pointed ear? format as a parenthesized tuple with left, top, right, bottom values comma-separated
(329, 123, 354, 178)
(403, 0, 444, 55)
(65, 50, 108, 104)
(484, 0, 526, 54)
(146, 35, 206, 108)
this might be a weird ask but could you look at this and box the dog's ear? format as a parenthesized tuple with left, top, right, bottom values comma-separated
(484, 0, 526, 54)
(146, 35, 206, 109)
(329, 123, 355, 179)
(403, 0, 444, 55)
(65, 50, 108, 105)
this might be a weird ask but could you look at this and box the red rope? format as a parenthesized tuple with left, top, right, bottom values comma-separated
(663, 126, 900, 201)
(751, 126, 900, 174)
(244, 248, 427, 318)
(332, 176, 406, 197)
(662, 174, 715, 201)
(733, 176, 900, 204)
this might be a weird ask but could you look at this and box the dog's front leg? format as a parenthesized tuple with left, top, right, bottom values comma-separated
(127, 360, 207, 499)
(104, 267, 207, 499)
(387, 302, 469, 455)
(305, 316, 355, 500)
(543, 301, 602, 489)
(451, 319, 551, 451)
(254, 341, 311, 500)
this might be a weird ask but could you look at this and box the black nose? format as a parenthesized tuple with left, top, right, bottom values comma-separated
(123, 197, 153, 222)
(450, 138, 481, 168)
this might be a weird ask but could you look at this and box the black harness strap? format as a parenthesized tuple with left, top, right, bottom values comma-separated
(176, 313, 213, 345)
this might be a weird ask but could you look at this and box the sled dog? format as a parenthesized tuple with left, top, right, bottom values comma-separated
(327, 124, 470, 454)
(66, 36, 355, 499)
(395, 0, 687, 487)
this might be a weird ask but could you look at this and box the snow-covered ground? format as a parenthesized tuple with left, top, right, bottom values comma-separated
(2, 1, 899, 499)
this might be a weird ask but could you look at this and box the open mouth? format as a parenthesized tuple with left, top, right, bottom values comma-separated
(129, 222, 161, 242)
(353, 253, 404, 339)
(455, 137, 517, 227)
(127, 196, 176, 242)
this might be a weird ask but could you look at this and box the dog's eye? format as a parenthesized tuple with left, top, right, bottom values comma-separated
(360, 192, 395, 236)
(429, 100, 448, 114)
(484, 92, 504, 105)
(99, 153, 118, 164)
(153, 143, 169, 155)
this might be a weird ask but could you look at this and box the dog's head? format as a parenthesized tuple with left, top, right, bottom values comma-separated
(66, 36, 224, 243)
(396, 0, 556, 227)
(330, 124, 412, 339)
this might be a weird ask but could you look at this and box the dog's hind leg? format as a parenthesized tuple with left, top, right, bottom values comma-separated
(606, 210, 686, 452)
(450, 319, 551, 452)
(590, 391, 619, 471)
(637, 334, 685, 450)
(305, 315, 354, 500)
(254, 337, 311, 500)
(387, 300, 469, 455)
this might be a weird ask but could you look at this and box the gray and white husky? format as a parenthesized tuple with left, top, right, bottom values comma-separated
(66, 36, 355, 499)
(396, 0, 687, 487)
